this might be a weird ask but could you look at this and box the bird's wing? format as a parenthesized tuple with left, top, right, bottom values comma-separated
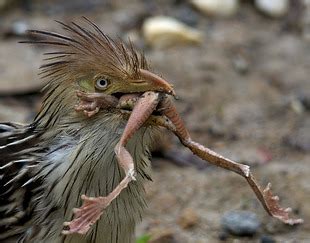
(0, 122, 42, 241)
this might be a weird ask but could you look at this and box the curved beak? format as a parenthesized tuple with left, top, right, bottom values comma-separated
(139, 69, 176, 97)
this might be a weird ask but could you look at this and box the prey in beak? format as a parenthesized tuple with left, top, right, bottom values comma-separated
(75, 69, 175, 117)
(68, 75, 303, 235)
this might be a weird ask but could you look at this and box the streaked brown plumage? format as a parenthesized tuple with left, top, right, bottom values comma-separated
(0, 18, 172, 242)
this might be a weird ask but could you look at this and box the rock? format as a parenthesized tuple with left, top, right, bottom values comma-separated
(11, 21, 28, 36)
(260, 235, 276, 243)
(177, 208, 199, 229)
(290, 98, 305, 114)
(3, 21, 29, 38)
(232, 54, 249, 74)
(221, 211, 260, 236)
(191, 0, 239, 17)
(255, 0, 289, 18)
(142, 16, 203, 48)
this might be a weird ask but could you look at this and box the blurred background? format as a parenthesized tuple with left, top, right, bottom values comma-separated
(0, 0, 309, 242)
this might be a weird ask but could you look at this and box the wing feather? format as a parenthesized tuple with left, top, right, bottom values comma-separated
(0, 123, 42, 241)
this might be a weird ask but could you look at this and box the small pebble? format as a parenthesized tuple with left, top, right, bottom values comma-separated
(2, 20, 29, 38)
(11, 21, 28, 36)
(232, 54, 249, 74)
(221, 210, 260, 236)
(255, 0, 289, 18)
(290, 98, 304, 114)
(142, 16, 203, 48)
(260, 235, 276, 243)
(191, 0, 239, 17)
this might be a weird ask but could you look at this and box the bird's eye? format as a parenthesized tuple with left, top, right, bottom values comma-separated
(95, 78, 109, 90)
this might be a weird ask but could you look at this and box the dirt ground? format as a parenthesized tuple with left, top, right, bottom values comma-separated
(0, 1, 309, 242)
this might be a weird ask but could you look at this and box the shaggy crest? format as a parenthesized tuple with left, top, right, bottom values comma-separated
(23, 17, 149, 83)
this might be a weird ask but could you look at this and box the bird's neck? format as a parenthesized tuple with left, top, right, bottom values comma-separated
(33, 114, 154, 243)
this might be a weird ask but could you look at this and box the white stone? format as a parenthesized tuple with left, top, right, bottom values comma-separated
(255, 0, 289, 17)
(142, 16, 203, 48)
(191, 0, 239, 17)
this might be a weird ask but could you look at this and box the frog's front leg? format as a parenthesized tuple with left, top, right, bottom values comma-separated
(75, 90, 119, 117)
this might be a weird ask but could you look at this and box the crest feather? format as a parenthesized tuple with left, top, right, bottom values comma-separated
(22, 17, 149, 82)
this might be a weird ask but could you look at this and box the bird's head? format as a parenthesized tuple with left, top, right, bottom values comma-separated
(26, 18, 175, 126)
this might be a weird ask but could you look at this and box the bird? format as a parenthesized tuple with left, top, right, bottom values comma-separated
(0, 18, 302, 243)
(0, 18, 175, 243)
